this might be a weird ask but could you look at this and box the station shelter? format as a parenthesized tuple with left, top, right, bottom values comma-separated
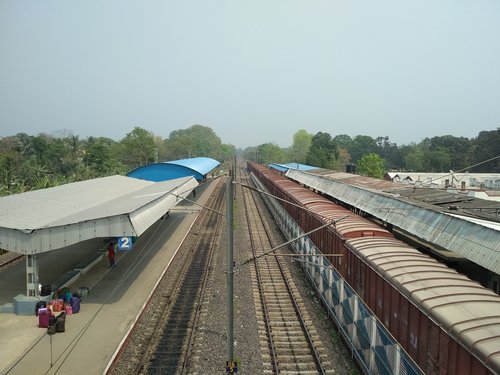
(0, 175, 198, 312)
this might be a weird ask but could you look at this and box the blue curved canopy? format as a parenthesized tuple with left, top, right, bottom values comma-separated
(268, 162, 319, 173)
(128, 157, 220, 182)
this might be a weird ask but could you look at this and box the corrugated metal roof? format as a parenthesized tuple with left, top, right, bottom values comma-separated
(127, 157, 220, 181)
(386, 172, 500, 190)
(286, 169, 500, 275)
(268, 163, 319, 173)
(268, 163, 288, 173)
(282, 163, 319, 171)
(311, 171, 500, 221)
(0, 175, 198, 254)
(167, 157, 220, 175)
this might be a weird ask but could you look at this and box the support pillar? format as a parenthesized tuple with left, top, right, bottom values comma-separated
(26, 254, 40, 297)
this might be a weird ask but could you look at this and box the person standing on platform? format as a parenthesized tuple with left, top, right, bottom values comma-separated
(107, 241, 115, 268)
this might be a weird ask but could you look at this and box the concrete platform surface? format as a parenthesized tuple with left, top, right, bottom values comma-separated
(0, 180, 215, 375)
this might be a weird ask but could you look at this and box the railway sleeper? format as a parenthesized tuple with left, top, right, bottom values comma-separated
(272, 340, 312, 348)
(262, 353, 331, 361)
(258, 328, 308, 338)
(268, 293, 304, 301)
(277, 370, 336, 375)
(262, 361, 331, 373)
(256, 319, 312, 327)
(260, 347, 316, 357)
(260, 289, 295, 295)
(277, 361, 329, 371)
(267, 306, 297, 317)
(270, 319, 313, 326)
(256, 319, 303, 327)
(264, 295, 302, 301)
(271, 333, 321, 342)
(276, 345, 327, 356)
(265, 306, 302, 312)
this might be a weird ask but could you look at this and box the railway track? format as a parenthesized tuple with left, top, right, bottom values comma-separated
(240, 169, 335, 374)
(108, 178, 225, 375)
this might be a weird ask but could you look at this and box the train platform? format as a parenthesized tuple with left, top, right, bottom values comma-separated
(0, 179, 216, 375)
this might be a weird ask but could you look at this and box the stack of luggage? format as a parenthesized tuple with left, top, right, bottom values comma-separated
(35, 287, 83, 331)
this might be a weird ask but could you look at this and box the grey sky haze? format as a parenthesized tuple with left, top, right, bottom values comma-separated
(1, 1, 499, 149)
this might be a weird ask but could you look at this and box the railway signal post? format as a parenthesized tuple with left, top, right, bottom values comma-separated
(226, 165, 236, 372)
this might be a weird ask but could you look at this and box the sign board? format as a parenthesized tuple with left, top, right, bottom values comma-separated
(118, 237, 133, 251)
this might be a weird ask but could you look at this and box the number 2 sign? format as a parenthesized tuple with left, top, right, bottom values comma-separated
(118, 237, 133, 251)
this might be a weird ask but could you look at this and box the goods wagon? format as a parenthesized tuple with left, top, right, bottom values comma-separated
(346, 237, 500, 374)
(248, 162, 500, 374)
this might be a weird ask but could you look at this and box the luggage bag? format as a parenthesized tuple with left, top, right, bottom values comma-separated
(38, 309, 51, 328)
(70, 296, 81, 314)
(35, 301, 47, 316)
(55, 312, 66, 333)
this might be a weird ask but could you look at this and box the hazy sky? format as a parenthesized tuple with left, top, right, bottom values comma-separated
(1, 1, 499, 149)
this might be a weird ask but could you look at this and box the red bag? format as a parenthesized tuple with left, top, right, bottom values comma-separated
(64, 304, 73, 315)
(50, 299, 63, 312)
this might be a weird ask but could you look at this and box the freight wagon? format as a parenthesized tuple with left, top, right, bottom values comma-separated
(248, 162, 500, 374)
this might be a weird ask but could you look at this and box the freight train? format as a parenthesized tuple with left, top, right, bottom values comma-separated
(248, 161, 500, 375)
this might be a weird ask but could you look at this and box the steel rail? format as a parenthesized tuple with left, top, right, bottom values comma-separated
(240, 173, 279, 373)
(241, 167, 328, 374)
(180, 178, 225, 374)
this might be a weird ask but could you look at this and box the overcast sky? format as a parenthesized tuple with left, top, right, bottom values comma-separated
(1, 1, 499, 149)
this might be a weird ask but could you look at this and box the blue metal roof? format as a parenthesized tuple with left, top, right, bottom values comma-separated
(268, 162, 319, 173)
(268, 163, 288, 173)
(127, 157, 220, 182)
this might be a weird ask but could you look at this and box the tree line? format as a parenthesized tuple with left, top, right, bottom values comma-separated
(0, 125, 235, 196)
(244, 128, 500, 178)
(1, 125, 498, 195)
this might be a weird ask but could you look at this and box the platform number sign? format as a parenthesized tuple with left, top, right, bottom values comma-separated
(118, 237, 133, 251)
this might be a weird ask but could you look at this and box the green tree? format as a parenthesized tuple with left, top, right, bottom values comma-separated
(243, 147, 259, 162)
(219, 144, 237, 162)
(306, 132, 339, 169)
(83, 137, 125, 176)
(427, 146, 452, 172)
(43, 138, 79, 175)
(288, 129, 312, 164)
(376, 136, 401, 170)
(334, 148, 352, 172)
(468, 128, 500, 172)
(357, 153, 385, 178)
(117, 127, 157, 169)
(257, 143, 285, 164)
(349, 135, 378, 163)
(164, 124, 222, 160)
(402, 143, 425, 171)
(333, 134, 354, 151)
(427, 135, 472, 171)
